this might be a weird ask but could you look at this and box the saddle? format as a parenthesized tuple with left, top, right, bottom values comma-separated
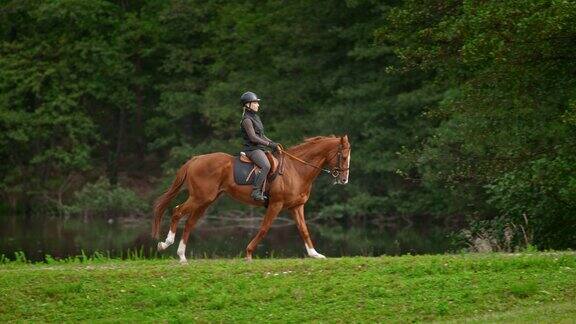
(233, 151, 284, 187)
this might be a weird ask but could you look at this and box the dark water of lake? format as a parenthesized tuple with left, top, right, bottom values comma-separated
(0, 213, 457, 262)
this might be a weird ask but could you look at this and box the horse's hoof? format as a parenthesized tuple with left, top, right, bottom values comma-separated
(179, 259, 188, 265)
(157, 242, 167, 251)
(244, 256, 253, 262)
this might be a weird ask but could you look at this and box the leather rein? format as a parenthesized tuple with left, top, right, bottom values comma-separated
(278, 140, 349, 178)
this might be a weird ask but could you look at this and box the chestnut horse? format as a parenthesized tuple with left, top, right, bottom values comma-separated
(152, 135, 351, 263)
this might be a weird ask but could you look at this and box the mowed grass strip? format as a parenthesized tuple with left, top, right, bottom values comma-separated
(0, 253, 575, 322)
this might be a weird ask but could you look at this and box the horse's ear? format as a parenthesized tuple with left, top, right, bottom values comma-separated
(342, 134, 350, 147)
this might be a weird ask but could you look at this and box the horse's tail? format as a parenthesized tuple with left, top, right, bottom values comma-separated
(152, 159, 191, 239)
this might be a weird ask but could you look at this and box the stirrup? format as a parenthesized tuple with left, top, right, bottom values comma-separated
(251, 189, 268, 201)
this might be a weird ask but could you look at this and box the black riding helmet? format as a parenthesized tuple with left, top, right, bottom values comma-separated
(240, 91, 261, 106)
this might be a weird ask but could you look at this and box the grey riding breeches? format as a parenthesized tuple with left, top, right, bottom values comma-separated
(245, 149, 270, 189)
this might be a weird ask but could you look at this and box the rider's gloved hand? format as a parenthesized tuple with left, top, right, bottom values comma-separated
(268, 141, 280, 151)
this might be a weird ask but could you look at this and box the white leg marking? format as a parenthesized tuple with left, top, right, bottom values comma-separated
(166, 230, 175, 245)
(305, 243, 326, 259)
(177, 240, 187, 263)
(158, 230, 175, 251)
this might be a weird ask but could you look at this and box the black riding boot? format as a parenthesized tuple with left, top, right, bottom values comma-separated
(251, 170, 268, 201)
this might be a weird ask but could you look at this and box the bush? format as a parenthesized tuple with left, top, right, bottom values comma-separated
(455, 215, 532, 253)
(62, 177, 146, 217)
(486, 155, 576, 250)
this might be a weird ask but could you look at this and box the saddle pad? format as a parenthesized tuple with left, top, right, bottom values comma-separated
(233, 157, 260, 185)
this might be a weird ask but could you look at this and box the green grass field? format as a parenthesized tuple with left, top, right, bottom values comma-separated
(0, 252, 575, 322)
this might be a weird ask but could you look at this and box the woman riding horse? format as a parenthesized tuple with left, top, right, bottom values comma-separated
(152, 92, 351, 262)
(239, 91, 280, 201)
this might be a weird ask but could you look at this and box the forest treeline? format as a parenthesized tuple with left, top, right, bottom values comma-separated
(1, 0, 574, 249)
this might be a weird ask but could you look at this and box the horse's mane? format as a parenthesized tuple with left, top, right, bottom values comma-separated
(286, 135, 338, 154)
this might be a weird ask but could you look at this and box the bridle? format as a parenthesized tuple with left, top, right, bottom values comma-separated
(278, 138, 349, 179)
(328, 142, 350, 178)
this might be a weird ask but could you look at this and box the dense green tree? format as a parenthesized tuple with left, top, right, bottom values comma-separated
(0, 0, 118, 209)
(0, 0, 164, 210)
(1, 0, 573, 249)
(383, 0, 576, 248)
